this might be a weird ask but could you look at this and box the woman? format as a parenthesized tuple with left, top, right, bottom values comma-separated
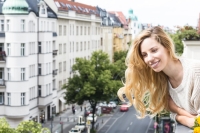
(118, 26, 200, 128)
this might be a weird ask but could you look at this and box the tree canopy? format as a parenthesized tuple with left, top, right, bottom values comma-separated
(63, 50, 125, 130)
(170, 25, 200, 54)
(0, 117, 50, 133)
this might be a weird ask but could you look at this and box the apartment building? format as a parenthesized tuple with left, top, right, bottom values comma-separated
(0, 0, 57, 127)
(44, 0, 102, 115)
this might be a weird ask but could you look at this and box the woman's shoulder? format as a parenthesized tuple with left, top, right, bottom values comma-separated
(180, 57, 200, 73)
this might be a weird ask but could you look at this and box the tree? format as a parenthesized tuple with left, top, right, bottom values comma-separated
(170, 25, 200, 55)
(63, 50, 120, 130)
(0, 117, 15, 133)
(0, 117, 50, 133)
(16, 120, 50, 133)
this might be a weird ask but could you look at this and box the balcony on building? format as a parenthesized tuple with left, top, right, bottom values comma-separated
(53, 69, 58, 76)
(5, 105, 29, 118)
(38, 94, 52, 108)
(0, 51, 6, 62)
(52, 50, 58, 56)
(0, 79, 5, 87)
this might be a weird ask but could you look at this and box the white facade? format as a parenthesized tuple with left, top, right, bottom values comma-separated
(44, 0, 102, 116)
(0, 1, 57, 127)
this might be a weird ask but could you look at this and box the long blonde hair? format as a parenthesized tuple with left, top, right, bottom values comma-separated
(120, 26, 178, 118)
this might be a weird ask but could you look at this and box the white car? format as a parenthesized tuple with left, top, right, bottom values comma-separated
(87, 114, 97, 122)
(75, 122, 85, 131)
(108, 102, 117, 108)
(68, 127, 81, 133)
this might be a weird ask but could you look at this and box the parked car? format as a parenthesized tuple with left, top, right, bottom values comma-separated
(68, 127, 81, 133)
(108, 101, 117, 108)
(87, 114, 98, 122)
(75, 122, 85, 131)
(99, 102, 107, 107)
(120, 103, 129, 112)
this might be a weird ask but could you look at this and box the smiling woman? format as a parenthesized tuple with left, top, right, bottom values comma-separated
(118, 26, 200, 131)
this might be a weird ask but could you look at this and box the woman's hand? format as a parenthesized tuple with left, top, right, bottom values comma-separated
(176, 115, 195, 128)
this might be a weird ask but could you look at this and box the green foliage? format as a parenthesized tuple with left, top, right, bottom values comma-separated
(169, 25, 200, 55)
(16, 120, 50, 133)
(0, 118, 50, 133)
(0, 117, 15, 133)
(63, 50, 124, 130)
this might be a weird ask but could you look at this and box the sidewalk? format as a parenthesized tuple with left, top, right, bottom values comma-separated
(43, 104, 89, 133)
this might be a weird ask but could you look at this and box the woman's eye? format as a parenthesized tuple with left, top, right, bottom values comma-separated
(152, 49, 157, 53)
(142, 54, 147, 57)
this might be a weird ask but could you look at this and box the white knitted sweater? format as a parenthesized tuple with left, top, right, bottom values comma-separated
(169, 58, 200, 121)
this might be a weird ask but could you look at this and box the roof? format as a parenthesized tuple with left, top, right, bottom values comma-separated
(109, 11, 128, 29)
(0, 0, 57, 18)
(108, 12, 122, 27)
(54, 0, 99, 17)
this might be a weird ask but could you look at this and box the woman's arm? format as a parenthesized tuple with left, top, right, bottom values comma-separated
(169, 96, 195, 118)
(176, 115, 195, 128)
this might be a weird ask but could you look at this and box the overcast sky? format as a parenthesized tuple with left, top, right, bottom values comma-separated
(76, 0, 200, 28)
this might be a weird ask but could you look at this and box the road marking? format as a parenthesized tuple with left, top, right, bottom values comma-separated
(127, 127, 129, 131)
(105, 112, 125, 133)
(130, 122, 132, 125)
(145, 118, 153, 133)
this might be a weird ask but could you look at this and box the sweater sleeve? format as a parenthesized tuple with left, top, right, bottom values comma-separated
(191, 76, 200, 115)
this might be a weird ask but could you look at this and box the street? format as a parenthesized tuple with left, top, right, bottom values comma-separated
(98, 106, 154, 133)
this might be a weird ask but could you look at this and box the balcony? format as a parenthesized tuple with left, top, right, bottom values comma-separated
(0, 79, 5, 86)
(5, 105, 29, 118)
(53, 69, 58, 76)
(0, 51, 6, 61)
(38, 94, 52, 107)
(53, 50, 58, 56)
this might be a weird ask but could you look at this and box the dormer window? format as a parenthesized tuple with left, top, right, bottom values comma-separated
(41, 5, 45, 14)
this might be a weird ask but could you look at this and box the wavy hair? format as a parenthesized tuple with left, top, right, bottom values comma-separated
(118, 26, 178, 118)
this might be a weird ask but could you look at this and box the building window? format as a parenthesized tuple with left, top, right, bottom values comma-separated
(0, 92, 4, 104)
(84, 26, 86, 35)
(21, 93, 25, 105)
(41, 5, 45, 14)
(59, 62, 62, 73)
(59, 25, 62, 36)
(59, 81, 62, 90)
(84, 41, 86, 50)
(64, 26, 66, 36)
(88, 41, 90, 50)
(76, 26, 79, 35)
(6, 20, 10, 31)
(80, 26, 82, 35)
(88, 27, 90, 35)
(7, 68, 10, 80)
(21, 68, 25, 80)
(21, 43, 25, 56)
(59, 44, 62, 54)
(7, 43, 10, 56)
(63, 61, 66, 71)
(21, 20, 25, 32)
(63, 43, 66, 53)
(7, 93, 10, 105)
(0, 20, 4, 32)
(38, 42, 41, 53)
(76, 42, 78, 52)
(80, 42, 82, 51)
(38, 64, 41, 75)
(0, 68, 3, 80)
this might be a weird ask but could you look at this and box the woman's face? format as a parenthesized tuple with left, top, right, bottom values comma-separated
(140, 37, 169, 72)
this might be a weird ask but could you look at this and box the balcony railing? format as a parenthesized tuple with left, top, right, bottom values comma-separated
(0, 51, 6, 61)
(53, 69, 58, 76)
(52, 50, 58, 56)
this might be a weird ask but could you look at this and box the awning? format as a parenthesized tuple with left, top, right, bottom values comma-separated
(59, 97, 66, 103)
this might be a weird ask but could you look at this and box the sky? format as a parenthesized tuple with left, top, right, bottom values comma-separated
(76, 0, 200, 28)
